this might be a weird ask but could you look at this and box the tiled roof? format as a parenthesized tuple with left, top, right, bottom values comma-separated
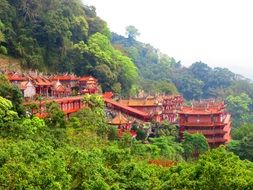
(104, 98, 150, 119)
(103, 92, 114, 99)
(118, 99, 160, 107)
(109, 113, 129, 125)
(178, 101, 225, 115)
(51, 74, 79, 81)
(7, 73, 26, 81)
(79, 76, 97, 82)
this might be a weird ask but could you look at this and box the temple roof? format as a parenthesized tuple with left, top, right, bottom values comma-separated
(103, 92, 114, 99)
(51, 74, 79, 81)
(118, 98, 161, 107)
(104, 98, 150, 118)
(178, 100, 225, 115)
(33, 77, 52, 86)
(19, 81, 34, 90)
(109, 113, 129, 125)
(7, 72, 27, 81)
(79, 76, 97, 82)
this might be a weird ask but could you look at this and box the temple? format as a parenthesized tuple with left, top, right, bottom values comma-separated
(118, 95, 183, 123)
(5, 71, 99, 98)
(178, 100, 231, 147)
(3, 70, 233, 146)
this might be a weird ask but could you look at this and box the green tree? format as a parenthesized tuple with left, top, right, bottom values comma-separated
(226, 93, 252, 126)
(72, 94, 108, 137)
(0, 96, 19, 137)
(0, 74, 25, 116)
(182, 132, 209, 159)
(45, 102, 66, 129)
(228, 123, 253, 161)
(150, 136, 183, 160)
(156, 121, 179, 139)
(125, 25, 140, 40)
(161, 147, 253, 190)
(174, 74, 204, 100)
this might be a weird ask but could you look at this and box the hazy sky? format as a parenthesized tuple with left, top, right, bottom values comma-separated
(84, 0, 253, 79)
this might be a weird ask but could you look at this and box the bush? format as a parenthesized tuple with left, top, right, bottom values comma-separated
(0, 46, 7, 55)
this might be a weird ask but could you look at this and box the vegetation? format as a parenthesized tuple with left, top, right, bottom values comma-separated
(0, 0, 137, 95)
(0, 94, 252, 189)
(1, 0, 253, 188)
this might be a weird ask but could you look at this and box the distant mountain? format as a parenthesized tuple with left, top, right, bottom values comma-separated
(111, 32, 253, 100)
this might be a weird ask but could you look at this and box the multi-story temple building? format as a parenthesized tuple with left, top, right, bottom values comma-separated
(178, 100, 231, 147)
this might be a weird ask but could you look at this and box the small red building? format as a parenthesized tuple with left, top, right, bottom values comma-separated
(178, 100, 231, 147)
(50, 74, 79, 91)
(109, 113, 136, 137)
(79, 76, 99, 94)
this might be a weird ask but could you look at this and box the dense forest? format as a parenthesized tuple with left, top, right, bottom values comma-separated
(0, 0, 138, 95)
(1, 0, 253, 189)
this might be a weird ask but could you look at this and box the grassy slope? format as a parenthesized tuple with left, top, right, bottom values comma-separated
(0, 55, 21, 71)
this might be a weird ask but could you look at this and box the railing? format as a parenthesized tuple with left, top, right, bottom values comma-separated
(185, 129, 226, 135)
(207, 138, 226, 143)
(179, 122, 225, 127)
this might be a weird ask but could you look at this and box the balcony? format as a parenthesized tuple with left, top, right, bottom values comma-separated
(179, 121, 225, 127)
(184, 129, 226, 135)
(207, 138, 227, 143)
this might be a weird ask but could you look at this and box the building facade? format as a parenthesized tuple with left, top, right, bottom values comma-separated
(178, 100, 231, 147)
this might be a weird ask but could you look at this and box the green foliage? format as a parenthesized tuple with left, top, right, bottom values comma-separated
(0, 0, 137, 95)
(72, 94, 108, 137)
(125, 25, 140, 40)
(161, 147, 253, 190)
(1, 96, 253, 189)
(228, 123, 253, 161)
(112, 32, 180, 95)
(226, 93, 252, 126)
(183, 132, 209, 159)
(156, 121, 179, 139)
(0, 140, 71, 190)
(150, 136, 183, 160)
(136, 128, 147, 141)
(173, 73, 204, 100)
(107, 126, 119, 141)
(45, 102, 66, 129)
(0, 96, 19, 136)
(0, 74, 25, 116)
(0, 45, 7, 54)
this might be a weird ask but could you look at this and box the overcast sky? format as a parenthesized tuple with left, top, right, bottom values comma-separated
(84, 0, 253, 79)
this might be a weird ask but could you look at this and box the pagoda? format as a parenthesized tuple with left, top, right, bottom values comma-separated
(109, 113, 136, 137)
(178, 100, 231, 147)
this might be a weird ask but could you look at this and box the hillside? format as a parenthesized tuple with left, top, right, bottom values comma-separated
(111, 32, 253, 100)
(1, 1, 253, 189)
(0, 55, 21, 71)
(0, 0, 137, 95)
(2, 0, 252, 100)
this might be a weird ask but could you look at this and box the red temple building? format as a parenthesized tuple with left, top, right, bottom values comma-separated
(118, 97, 162, 115)
(118, 95, 183, 123)
(79, 76, 98, 94)
(51, 80, 71, 97)
(50, 74, 79, 91)
(178, 100, 231, 147)
(109, 113, 136, 137)
(6, 72, 27, 84)
(5, 71, 99, 98)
